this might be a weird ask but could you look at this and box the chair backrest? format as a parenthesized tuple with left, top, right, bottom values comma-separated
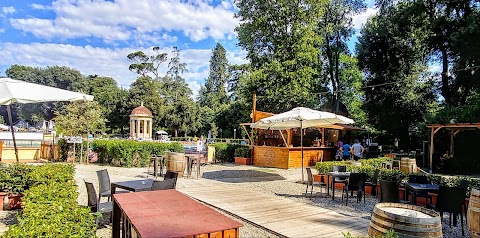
(332, 165, 346, 172)
(151, 179, 176, 191)
(306, 168, 314, 185)
(164, 171, 179, 180)
(96, 169, 111, 194)
(372, 169, 380, 185)
(84, 181, 98, 212)
(435, 186, 466, 213)
(347, 173, 366, 191)
(380, 180, 400, 203)
(408, 174, 429, 184)
(164, 171, 179, 188)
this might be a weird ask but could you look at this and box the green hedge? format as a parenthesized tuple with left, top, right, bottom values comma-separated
(212, 143, 241, 162)
(3, 163, 97, 238)
(315, 157, 480, 195)
(91, 140, 184, 167)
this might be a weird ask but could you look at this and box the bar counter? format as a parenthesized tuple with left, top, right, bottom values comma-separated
(252, 146, 336, 169)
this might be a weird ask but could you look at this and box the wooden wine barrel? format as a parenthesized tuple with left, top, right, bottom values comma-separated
(468, 189, 480, 238)
(166, 152, 186, 177)
(368, 203, 442, 238)
(400, 157, 417, 173)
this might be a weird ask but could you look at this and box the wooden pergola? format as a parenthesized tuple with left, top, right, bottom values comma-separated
(427, 123, 480, 171)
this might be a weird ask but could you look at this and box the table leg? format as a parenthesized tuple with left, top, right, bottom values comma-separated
(153, 158, 158, 179)
(111, 185, 116, 198)
(112, 200, 121, 238)
(332, 177, 335, 201)
(196, 156, 200, 179)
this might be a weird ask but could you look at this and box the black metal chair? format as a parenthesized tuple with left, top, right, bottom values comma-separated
(364, 169, 380, 197)
(151, 179, 176, 190)
(427, 186, 467, 236)
(164, 171, 179, 188)
(407, 174, 432, 205)
(380, 180, 410, 204)
(305, 168, 326, 197)
(342, 173, 366, 205)
(85, 180, 112, 225)
(331, 165, 348, 188)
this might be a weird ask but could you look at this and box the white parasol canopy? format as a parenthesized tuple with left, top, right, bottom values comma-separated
(0, 77, 93, 105)
(251, 107, 354, 130)
(251, 107, 355, 181)
(0, 77, 94, 161)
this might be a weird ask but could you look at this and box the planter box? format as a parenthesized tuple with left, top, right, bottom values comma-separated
(8, 194, 23, 210)
(234, 157, 252, 165)
(0, 192, 6, 211)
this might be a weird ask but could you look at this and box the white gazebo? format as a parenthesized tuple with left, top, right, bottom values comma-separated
(129, 103, 153, 140)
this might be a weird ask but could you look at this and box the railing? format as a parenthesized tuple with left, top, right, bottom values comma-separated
(1, 140, 43, 147)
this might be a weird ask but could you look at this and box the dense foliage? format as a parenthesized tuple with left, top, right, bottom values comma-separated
(212, 143, 241, 162)
(2, 164, 97, 237)
(91, 140, 184, 167)
(234, 146, 252, 158)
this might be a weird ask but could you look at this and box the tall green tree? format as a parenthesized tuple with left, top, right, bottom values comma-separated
(198, 43, 229, 108)
(85, 76, 129, 133)
(318, 0, 365, 112)
(235, 0, 326, 113)
(127, 47, 168, 78)
(356, 2, 436, 148)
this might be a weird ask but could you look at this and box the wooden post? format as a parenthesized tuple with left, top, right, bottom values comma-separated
(429, 127, 434, 171)
(301, 120, 304, 181)
(80, 141, 83, 164)
(279, 130, 288, 147)
(321, 128, 325, 147)
(252, 94, 257, 123)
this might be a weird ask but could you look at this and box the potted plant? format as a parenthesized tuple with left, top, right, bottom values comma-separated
(0, 168, 7, 211)
(234, 146, 252, 165)
(379, 169, 406, 202)
(3, 163, 31, 210)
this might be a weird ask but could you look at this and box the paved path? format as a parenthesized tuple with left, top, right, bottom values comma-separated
(178, 180, 368, 238)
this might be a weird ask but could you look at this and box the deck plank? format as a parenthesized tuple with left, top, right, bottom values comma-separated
(178, 182, 368, 237)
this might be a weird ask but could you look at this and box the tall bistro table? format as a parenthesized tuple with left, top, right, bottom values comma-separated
(404, 183, 439, 205)
(111, 179, 155, 197)
(112, 190, 243, 238)
(326, 172, 350, 200)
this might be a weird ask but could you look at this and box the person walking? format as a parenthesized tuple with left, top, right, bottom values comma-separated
(350, 139, 364, 161)
(342, 141, 351, 160)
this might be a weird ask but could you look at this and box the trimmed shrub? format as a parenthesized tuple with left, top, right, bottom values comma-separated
(212, 143, 241, 162)
(91, 140, 184, 167)
(234, 146, 251, 158)
(3, 163, 97, 238)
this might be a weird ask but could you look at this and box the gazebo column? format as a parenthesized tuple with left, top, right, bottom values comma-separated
(143, 119, 147, 139)
(149, 120, 153, 139)
(129, 120, 133, 137)
(136, 120, 141, 139)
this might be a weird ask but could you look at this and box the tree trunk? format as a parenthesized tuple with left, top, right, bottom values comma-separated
(440, 48, 451, 106)
(86, 130, 90, 164)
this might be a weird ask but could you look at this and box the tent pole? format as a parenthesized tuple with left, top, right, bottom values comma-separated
(7, 105, 19, 162)
(301, 120, 304, 181)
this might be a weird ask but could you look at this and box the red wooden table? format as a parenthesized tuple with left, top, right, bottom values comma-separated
(112, 190, 243, 238)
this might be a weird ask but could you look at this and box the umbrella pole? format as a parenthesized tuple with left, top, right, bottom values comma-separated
(7, 105, 19, 162)
(301, 120, 304, 181)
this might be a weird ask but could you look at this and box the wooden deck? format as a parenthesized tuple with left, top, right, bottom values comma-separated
(178, 182, 368, 237)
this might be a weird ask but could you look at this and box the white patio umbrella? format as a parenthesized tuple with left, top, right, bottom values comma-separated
(251, 107, 354, 180)
(0, 77, 94, 162)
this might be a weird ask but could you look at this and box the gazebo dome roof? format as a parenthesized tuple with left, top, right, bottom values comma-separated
(130, 103, 152, 117)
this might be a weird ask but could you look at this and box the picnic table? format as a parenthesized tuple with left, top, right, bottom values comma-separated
(326, 172, 350, 200)
(112, 189, 243, 238)
(404, 183, 439, 205)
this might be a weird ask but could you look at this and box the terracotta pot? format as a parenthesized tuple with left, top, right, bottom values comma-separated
(0, 192, 7, 211)
(234, 157, 252, 165)
(8, 194, 24, 210)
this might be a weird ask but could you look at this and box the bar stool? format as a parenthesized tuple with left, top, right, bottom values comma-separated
(148, 156, 163, 179)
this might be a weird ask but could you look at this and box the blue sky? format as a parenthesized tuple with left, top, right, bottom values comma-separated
(0, 0, 378, 98)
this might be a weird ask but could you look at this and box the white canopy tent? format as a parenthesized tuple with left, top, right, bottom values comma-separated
(251, 107, 354, 180)
(0, 77, 94, 162)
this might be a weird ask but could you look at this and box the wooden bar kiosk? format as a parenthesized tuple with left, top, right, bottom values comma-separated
(240, 96, 354, 169)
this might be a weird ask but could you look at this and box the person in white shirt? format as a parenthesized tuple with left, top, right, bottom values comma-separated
(350, 139, 364, 161)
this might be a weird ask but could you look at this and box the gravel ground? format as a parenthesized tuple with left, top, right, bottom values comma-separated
(0, 163, 468, 237)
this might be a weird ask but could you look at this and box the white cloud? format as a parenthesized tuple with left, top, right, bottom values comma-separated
(351, 7, 378, 30)
(31, 4, 51, 10)
(10, 0, 238, 43)
(2, 6, 15, 15)
(0, 43, 247, 95)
